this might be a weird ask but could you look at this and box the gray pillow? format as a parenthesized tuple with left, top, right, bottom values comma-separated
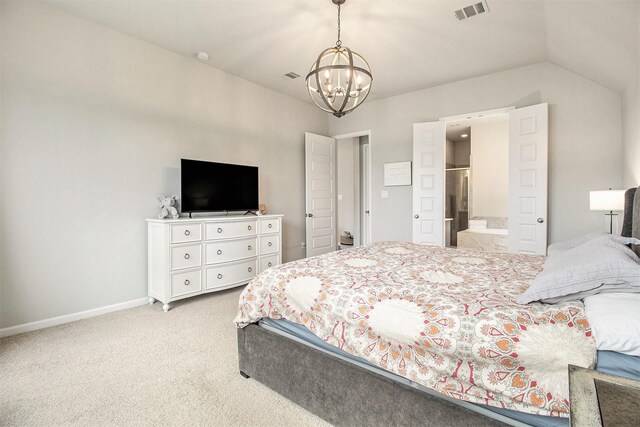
(518, 234, 640, 304)
(546, 231, 607, 256)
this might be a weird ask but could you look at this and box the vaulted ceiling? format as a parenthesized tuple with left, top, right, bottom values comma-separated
(48, 0, 639, 102)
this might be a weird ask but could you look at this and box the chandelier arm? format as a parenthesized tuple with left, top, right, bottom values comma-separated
(313, 49, 337, 114)
(344, 75, 373, 114)
(337, 47, 354, 114)
(305, 81, 333, 114)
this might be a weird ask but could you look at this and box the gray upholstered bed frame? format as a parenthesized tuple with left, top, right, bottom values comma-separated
(238, 324, 507, 426)
(237, 186, 640, 427)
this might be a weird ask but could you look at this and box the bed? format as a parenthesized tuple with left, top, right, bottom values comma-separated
(234, 189, 640, 427)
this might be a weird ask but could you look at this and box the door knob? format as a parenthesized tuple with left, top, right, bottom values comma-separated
(537, 218, 544, 223)
(365, 210, 370, 214)
(414, 214, 419, 219)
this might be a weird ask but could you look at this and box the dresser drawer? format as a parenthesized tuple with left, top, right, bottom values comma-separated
(170, 270, 202, 297)
(259, 218, 280, 234)
(206, 259, 257, 290)
(259, 254, 279, 273)
(205, 220, 257, 240)
(170, 223, 202, 244)
(260, 234, 279, 255)
(205, 238, 257, 265)
(170, 244, 202, 271)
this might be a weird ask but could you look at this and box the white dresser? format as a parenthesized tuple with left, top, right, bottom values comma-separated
(147, 214, 282, 311)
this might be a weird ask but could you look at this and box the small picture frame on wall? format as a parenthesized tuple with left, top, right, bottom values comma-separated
(384, 161, 412, 186)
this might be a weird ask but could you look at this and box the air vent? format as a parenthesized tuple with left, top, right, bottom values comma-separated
(284, 72, 300, 79)
(454, 1, 490, 21)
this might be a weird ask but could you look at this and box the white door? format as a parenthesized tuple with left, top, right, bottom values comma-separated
(361, 142, 371, 245)
(412, 121, 445, 245)
(305, 132, 337, 257)
(508, 103, 548, 255)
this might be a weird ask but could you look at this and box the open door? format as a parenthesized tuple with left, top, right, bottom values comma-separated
(305, 132, 337, 257)
(412, 121, 446, 245)
(508, 103, 548, 255)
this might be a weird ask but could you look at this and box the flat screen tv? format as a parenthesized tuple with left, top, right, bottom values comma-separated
(181, 159, 259, 213)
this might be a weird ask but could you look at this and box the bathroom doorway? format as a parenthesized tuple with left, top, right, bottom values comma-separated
(445, 114, 510, 250)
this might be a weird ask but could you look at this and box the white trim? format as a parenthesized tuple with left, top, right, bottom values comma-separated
(0, 297, 148, 338)
(439, 106, 515, 122)
(331, 129, 371, 140)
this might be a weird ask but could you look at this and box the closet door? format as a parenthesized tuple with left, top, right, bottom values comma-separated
(305, 132, 337, 257)
(508, 103, 548, 255)
(412, 121, 445, 246)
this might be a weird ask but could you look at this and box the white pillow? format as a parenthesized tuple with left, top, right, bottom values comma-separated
(584, 293, 640, 356)
(517, 234, 640, 304)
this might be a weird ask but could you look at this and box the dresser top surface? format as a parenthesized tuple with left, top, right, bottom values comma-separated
(147, 214, 282, 224)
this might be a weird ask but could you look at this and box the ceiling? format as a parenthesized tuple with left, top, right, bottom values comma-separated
(446, 125, 471, 143)
(47, 0, 639, 103)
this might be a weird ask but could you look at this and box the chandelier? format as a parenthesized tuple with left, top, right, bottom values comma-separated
(306, 0, 373, 118)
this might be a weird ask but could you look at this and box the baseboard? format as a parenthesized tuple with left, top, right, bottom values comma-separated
(0, 297, 149, 339)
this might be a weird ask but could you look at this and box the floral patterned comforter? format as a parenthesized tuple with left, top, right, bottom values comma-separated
(234, 242, 596, 417)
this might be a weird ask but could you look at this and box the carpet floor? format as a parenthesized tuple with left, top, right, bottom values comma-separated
(0, 288, 329, 426)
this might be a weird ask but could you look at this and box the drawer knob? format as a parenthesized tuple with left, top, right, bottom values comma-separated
(268, 262, 272, 267)
(217, 249, 223, 255)
(248, 245, 252, 251)
(184, 253, 191, 259)
(184, 230, 190, 236)
(217, 227, 223, 233)
(184, 279, 190, 285)
(248, 267, 253, 272)
(268, 242, 273, 247)
(248, 225, 252, 230)
(217, 273, 223, 279)
(268, 223, 273, 229)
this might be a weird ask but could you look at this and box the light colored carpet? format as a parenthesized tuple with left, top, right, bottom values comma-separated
(0, 288, 330, 427)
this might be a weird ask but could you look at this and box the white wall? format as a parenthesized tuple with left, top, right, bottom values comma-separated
(454, 140, 470, 167)
(329, 62, 622, 244)
(0, 1, 4, 320)
(470, 119, 509, 218)
(622, 4, 640, 188)
(623, 80, 640, 187)
(0, 1, 328, 328)
(446, 138, 455, 166)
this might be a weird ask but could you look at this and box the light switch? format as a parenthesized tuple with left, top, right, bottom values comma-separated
(381, 191, 389, 199)
(338, 194, 343, 200)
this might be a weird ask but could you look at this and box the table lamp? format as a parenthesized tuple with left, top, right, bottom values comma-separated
(589, 189, 625, 234)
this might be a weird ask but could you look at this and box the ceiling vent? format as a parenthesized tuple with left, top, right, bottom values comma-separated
(454, 1, 489, 21)
(284, 72, 300, 79)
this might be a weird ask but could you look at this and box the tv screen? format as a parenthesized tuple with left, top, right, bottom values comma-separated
(181, 159, 259, 213)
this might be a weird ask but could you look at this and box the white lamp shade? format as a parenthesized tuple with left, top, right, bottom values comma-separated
(589, 190, 625, 211)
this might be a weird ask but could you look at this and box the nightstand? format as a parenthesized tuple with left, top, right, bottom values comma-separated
(569, 365, 640, 426)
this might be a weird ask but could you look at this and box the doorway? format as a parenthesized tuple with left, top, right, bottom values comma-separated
(412, 104, 549, 255)
(335, 132, 371, 249)
(445, 114, 509, 249)
(304, 130, 372, 257)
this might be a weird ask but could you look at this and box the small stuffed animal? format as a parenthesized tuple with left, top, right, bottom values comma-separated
(158, 195, 179, 219)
